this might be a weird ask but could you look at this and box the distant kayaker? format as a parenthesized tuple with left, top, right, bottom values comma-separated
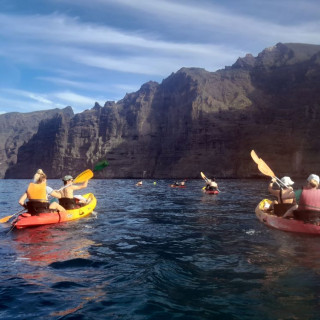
(18, 169, 65, 214)
(136, 181, 143, 186)
(172, 180, 186, 186)
(58, 175, 89, 209)
(205, 178, 218, 191)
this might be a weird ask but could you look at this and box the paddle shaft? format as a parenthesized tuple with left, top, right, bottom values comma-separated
(0, 208, 25, 224)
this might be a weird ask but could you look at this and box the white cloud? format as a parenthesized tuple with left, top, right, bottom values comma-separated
(53, 91, 102, 106)
(2, 88, 54, 105)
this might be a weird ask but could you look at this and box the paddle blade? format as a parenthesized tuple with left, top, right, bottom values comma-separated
(200, 172, 209, 182)
(0, 208, 25, 223)
(74, 169, 94, 184)
(250, 150, 260, 164)
(0, 215, 13, 223)
(257, 159, 275, 178)
(93, 160, 109, 172)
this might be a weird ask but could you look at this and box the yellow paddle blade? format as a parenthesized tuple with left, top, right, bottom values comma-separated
(73, 169, 94, 184)
(200, 172, 208, 182)
(0, 208, 25, 224)
(0, 215, 12, 223)
(251, 150, 276, 178)
(250, 150, 260, 164)
(257, 162, 275, 178)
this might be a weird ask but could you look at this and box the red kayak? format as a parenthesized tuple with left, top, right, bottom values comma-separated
(255, 199, 320, 235)
(204, 190, 219, 194)
(170, 185, 186, 188)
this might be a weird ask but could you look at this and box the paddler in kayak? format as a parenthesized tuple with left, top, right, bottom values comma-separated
(267, 176, 296, 214)
(172, 179, 186, 187)
(18, 169, 65, 214)
(282, 174, 320, 220)
(58, 175, 89, 209)
(205, 178, 218, 192)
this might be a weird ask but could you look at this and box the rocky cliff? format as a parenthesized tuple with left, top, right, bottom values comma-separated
(2, 42, 320, 179)
(0, 107, 74, 178)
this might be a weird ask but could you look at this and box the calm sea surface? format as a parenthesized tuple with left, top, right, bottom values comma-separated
(1, 179, 320, 320)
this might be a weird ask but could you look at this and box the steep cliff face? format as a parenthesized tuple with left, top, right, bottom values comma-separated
(0, 107, 73, 178)
(3, 42, 320, 179)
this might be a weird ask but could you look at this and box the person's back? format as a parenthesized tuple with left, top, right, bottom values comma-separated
(206, 178, 218, 191)
(283, 174, 320, 220)
(19, 169, 65, 214)
(27, 181, 47, 202)
(268, 176, 295, 204)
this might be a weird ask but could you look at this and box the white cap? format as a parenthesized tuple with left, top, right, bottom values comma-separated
(307, 174, 320, 184)
(280, 176, 294, 187)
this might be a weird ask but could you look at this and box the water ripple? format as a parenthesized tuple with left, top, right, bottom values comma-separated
(1, 179, 320, 319)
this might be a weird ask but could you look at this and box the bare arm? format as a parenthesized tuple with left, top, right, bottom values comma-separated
(71, 180, 88, 191)
(268, 182, 279, 197)
(19, 192, 27, 207)
(50, 190, 62, 198)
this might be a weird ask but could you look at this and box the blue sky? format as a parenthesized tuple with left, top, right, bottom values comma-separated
(0, 0, 319, 114)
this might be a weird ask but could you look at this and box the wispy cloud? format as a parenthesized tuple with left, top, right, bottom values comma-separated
(65, 0, 320, 45)
(0, 0, 319, 114)
(0, 88, 103, 113)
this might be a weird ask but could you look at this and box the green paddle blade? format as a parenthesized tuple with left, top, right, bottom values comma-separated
(94, 160, 109, 172)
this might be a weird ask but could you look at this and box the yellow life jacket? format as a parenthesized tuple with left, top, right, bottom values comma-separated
(27, 182, 47, 202)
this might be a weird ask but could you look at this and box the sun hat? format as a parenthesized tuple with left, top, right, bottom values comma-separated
(280, 176, 294, 187)
(62, 175, 73, 181)
(307, 174, 320, 184)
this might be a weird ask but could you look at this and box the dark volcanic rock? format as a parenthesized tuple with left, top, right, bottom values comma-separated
(0, 107, 73, 178)
(3, 42, 320, 179)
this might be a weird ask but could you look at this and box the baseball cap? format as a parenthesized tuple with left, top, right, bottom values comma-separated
(62, 175, 73, 181)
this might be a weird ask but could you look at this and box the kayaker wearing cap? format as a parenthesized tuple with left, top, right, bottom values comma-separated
(18, 169, 65, 215)
(268, 176, 295, 205)
(283, 174, 320, 218)
(58, 175, 89, 209)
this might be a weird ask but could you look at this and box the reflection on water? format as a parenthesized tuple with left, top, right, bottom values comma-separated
(13, 225, 95, 266)
(1, 179, 320, 319)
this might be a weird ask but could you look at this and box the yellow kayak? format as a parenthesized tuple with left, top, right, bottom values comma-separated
(13, 193, 97, 229)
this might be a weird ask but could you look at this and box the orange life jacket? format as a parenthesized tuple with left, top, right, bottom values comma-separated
(27, 182, 47, 202)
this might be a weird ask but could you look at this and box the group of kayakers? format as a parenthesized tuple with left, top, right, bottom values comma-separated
(18, 169, 89, 215)
(267, 173, 320, 222)
(18, 169, 219, 216)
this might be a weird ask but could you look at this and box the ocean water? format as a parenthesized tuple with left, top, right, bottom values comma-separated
(1, 179, 320, 320)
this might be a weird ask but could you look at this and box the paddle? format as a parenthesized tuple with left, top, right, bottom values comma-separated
(250, 150, 286, 187)
(73, 169, 94, 184)
(0, 208, 25, 224)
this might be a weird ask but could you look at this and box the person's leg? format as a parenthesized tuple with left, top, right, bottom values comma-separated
(49, 202, 65, 212)
(283, 204, 298, 218)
